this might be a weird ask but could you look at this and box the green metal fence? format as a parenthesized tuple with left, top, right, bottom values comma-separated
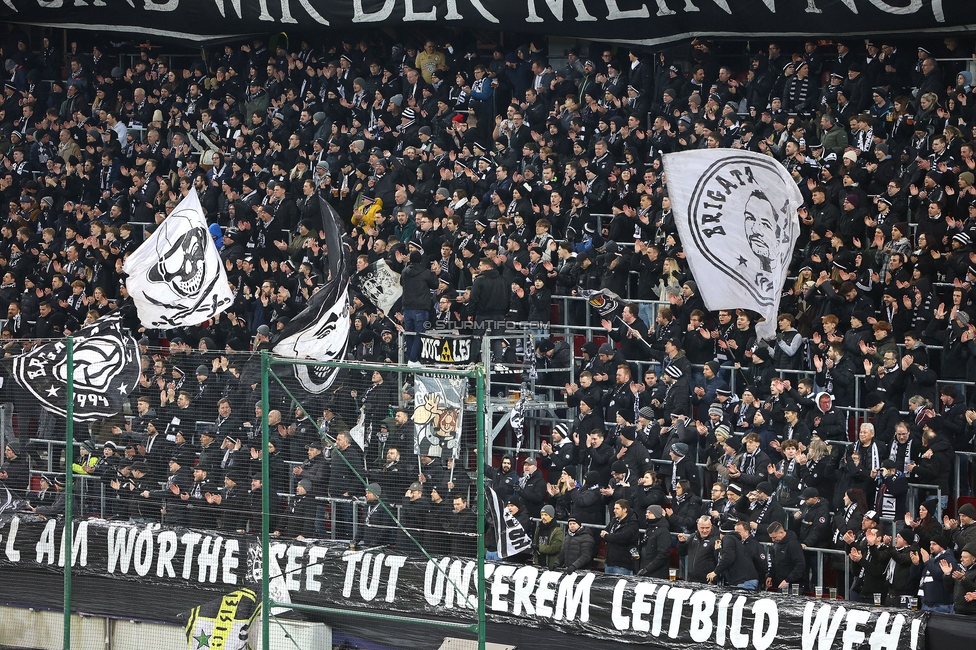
(260, 353, 489, 650)
(1, 339, 488, 650)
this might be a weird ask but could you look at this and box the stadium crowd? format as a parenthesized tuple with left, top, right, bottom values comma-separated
(0, 27, 976, 611)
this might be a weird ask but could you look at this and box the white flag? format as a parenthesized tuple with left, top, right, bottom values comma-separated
(122, 191, 233, 329)
(662, 150, 802, 340)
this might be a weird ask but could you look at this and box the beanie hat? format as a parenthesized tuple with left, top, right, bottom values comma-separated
(664, 365, 683, 379)
(897, 527, 918, 545)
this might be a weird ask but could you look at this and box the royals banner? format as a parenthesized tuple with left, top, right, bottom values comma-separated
(123, 191, 233, 329)
(662, 150, 802, 340)
(0, 516, 930, 650)
(0, 0, 971, 46)
(9, 313, 141, 421)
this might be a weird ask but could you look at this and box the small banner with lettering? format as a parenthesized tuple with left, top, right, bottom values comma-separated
(184, 588, 260, 650)
(418, 333, 474, 365)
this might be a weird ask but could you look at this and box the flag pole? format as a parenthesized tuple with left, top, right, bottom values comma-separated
(63, 336, 74, 650)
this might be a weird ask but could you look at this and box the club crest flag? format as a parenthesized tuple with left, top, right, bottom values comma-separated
(662, 150, 802, 340)
(123, 191, 233, 329)
(11, 313, 140, 421)
(350, 259, 402, 315)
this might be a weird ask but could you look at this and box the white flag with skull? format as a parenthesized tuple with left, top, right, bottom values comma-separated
(662, 150, 802, 340)
(122, 191, 233, 329)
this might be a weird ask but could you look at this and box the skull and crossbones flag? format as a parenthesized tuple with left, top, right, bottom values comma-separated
(662, 150, 802, 340)
(9, 313, 141, 421)
(272, 197, 351, 393)
(122, 191, 233, 329)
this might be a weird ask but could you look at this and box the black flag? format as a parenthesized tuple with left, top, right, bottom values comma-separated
(10, 313, 141, 421)
(271, 196, 350, 393)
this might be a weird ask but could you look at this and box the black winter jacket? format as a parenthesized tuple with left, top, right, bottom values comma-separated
(638, 517, 672, 578)
(769, 530, 806, 586)
(678, 530, 719, 583)
(399, 262, 438, 311)
(603, 511, 640, 570)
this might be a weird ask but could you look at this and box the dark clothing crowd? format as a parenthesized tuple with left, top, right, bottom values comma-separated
(0, 27, 975, 611)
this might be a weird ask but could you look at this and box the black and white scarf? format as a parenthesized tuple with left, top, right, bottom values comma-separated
(855, 440, 881, 471)
(888, 438, 914, 473)
(738, 447, 761, 476)
(834, 502, 857, 544)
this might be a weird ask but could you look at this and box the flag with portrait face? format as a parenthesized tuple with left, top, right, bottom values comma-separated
(662, 150, 802, 340)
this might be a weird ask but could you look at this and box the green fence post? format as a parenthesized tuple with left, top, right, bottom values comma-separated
(475, 366, 486, 650)
(261, 350, 270, 650)
(63, 336, 74, 650)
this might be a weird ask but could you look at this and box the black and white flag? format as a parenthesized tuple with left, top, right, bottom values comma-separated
(122, 191, 233, 329)
(10, 313, 140, 421)
(411, 375, 465, 458)
(272, 197, 350, 393)
(486, 485, 532, 559)
(0, 486, 23, 515)
(578, 288, 624, 321)
(662, 150, 802, 340)
(350, 259, 402, 315)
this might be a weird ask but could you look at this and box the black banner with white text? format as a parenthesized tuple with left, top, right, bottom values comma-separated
(0, 516, 928, 649)
(0, 0, 973, 45)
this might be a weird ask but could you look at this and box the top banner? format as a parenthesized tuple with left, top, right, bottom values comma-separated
(0, 0, 973, 45)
